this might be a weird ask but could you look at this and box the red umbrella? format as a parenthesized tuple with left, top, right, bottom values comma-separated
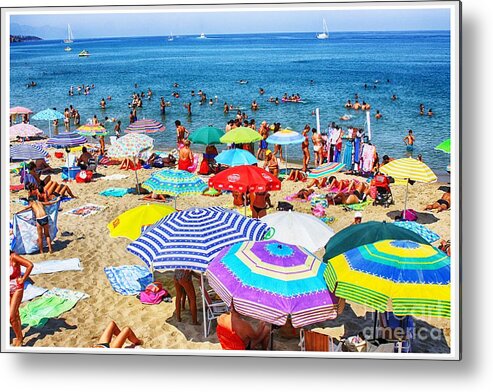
(208, 165, 281, 193)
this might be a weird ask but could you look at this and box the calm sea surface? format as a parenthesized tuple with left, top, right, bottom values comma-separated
(10, 31, 451, 173)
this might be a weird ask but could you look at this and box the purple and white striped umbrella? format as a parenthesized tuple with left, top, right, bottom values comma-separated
(47, 132, 87, 147)
(125, 119, 165, 134)
(206, 240, 340, 328)
(10, 144, 48, 161)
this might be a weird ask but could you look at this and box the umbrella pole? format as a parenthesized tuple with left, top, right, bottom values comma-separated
(134, 156, 140, 195)
(285, 146, 289, 176)
(403, 179, 409, 218)
(373, 311, 379, 340)
(174, 196, 177, 210)
(201, 273, 207, 337)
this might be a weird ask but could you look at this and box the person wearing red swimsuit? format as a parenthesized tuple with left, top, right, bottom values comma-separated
(178, 140, 194, 172)
(10, 251, 34, 347)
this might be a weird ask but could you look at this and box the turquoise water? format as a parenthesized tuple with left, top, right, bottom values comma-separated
(10, 31, 450, 172)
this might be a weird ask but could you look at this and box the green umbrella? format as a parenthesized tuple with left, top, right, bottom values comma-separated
(435, 138, 451, 154)
(323, 221, 431, 263)
(189, 126, 225, 145)
(220, 127, 262, 144)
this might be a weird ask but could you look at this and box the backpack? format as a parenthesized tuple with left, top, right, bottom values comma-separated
(277, 201, 294, 211)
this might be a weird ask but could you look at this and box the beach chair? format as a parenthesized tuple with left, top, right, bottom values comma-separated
(199, 281, 228, 337)
(86, 157, 98, 172)
(299, 328, 341, 352)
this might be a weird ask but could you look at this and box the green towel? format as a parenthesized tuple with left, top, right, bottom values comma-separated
(20, 296, 77, 328)
(343, 200, 373, 211)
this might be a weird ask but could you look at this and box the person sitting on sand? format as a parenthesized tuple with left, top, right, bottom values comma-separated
(27, 162, 51, 188)
(217, 300, 271, 350)
(34, 158, 54, 175)
(77, 146, 93, 170)
(177, 140, 194, 172)
(250, 191, 273, 219)
(174, 270, 200, 325)
(10, 250, 34, 347)
(94, 321, 142, 349)
(424, 192, 450, 212)
(295, 188, 315, 200)
(263, 150, 279, 178)
(16, 196, 58, 254)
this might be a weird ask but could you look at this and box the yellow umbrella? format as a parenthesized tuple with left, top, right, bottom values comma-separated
(107, 204, 175, 240)
(380, 158, 437, 215)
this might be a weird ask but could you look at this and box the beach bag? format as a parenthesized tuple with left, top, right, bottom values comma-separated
(343, 335, 368, 352)
(277, 201, 294, 211)
(75, 170, 93, 183)
(138, 282, 170, 305)
(401, 209, 418, 222)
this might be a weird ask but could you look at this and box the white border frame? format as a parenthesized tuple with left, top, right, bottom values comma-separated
(1, 0, 461, 360)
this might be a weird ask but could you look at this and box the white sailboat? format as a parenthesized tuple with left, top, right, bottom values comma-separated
(198, 32, 206, 39)
(168, 32, 174, 41)
(316, 18, 329, 40)
(64, 24, 74, 44)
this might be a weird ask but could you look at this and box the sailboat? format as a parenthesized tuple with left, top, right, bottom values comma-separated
(198, 32, 206, 39)
(168, 32, 174, 42)
(64, 24, 74, 44)
(316, 18, 329, 40)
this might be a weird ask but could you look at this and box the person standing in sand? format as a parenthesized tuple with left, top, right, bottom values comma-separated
(175, 120, 189, 147)
(250, 191, 273, 219)
(174, 270, 199, 325)
(257, 121, 269, 161)
(16, 196, 57, 254)
(312, 128, 323, 167)
(301, 124, 311, 172)
(10, 250, 34, 347)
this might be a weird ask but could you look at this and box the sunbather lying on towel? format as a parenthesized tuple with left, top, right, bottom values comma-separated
(295, 188, 315, 200)
(94, 320, 142, 349)
(424, 192, 451, 213)
(331, 191, 365, 205)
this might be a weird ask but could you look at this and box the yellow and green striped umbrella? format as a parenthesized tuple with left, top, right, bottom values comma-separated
(324, 239, 450, 318)
(380, 158, 437, 183)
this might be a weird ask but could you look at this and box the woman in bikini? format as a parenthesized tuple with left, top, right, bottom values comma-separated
(311, 128, 323, 167)
(250, 191, 272, 219)
(301, 124, 311, 172)
(10, 251, 34, 346)
(424, 192, 450, 212)
(94, 320, 142, 349)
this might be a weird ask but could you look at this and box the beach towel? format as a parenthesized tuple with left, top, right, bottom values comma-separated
(100, 174, 129, 181)
(22, 281, 48, 303)
(343, 200, 373, 211)
(104, 265, 153, 296)
(361, 144, 376, 173)
(285, 192, 313, 203)
(342, 139, 354, 170)
(12, 201, 60, 255)
(99, 188, 133, 197)
(64, 203, 107, 218)
(25, 258, 82, 275)
(10, 184, 24, 192)
(20, 288, 89, 328)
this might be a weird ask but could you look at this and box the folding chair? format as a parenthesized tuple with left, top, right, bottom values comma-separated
(199, 276, 228, 337)
(299, 328, 341, 352)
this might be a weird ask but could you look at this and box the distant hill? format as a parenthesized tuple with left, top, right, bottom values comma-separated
(10, 34, 42, 43)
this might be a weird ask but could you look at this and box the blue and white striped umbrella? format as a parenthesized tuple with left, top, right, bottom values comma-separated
(127, 206, 269, 272)
(393, 221, 441, 243)
(10, 144, 48, 161)
(47, 132, 87, 147)
(266, 129, 304, 145)
(31, 109, 64, 121)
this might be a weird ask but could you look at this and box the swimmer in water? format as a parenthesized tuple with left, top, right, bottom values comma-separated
(340, 114, 351, 121)
(345, 100, 352, 109)
(375, 110, 383, 119)
(428, 108, 434, 116)
(391, 94, 397, 101)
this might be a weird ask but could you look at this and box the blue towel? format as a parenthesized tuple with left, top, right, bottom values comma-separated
(99, 188, 132, 197)
(104, 265, 152, 295)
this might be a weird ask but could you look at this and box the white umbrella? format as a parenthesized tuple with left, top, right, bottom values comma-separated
(261, 210, 335, 252)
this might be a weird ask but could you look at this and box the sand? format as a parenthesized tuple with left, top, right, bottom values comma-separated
(9, 144, 451, 353)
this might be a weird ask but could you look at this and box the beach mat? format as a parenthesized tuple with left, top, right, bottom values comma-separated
(342, 200, 373, 211)
(99, 188, 133, 197)
(20, 288, 89, 328)
(25, 258, 82, 275)
(64, 203, 107, 218)
(22, 281, 48, 303)
(104, 265, 153, 296)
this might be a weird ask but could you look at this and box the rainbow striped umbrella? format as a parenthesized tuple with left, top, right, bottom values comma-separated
(307, 162, 345, 179)
(125, 119, 165, 134)
(77, 124, 108, 137)
(324, 239, 450, 318)
(9, 123, 44, 140)
(207, 240, 340, 327)
(379, 158, 437, 215)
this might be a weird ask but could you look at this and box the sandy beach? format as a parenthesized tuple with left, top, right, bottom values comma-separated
(9, 143, 451, 353)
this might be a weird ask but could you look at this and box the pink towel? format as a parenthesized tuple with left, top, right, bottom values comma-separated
(361, 145, 375, 172)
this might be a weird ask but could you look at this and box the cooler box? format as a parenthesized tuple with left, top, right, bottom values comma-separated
(62, 166, 81, 180)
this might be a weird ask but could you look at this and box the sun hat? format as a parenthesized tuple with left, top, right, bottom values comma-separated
(354, 212, 363, 219)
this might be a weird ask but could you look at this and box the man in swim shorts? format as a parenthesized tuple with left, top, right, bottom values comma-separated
(404, 130, 415, 153)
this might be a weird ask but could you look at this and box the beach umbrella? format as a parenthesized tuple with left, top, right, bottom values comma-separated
(323, 220, 431, 262)
(47, 132, 87, 147)
(379, 158, 437, 216)
(208, 165, 281, 215)
(10, 106, 33, 115)
(220, 127, 262, 144)
(393, 221, 440, 243)
(125, 119, 165, 134)
(142, 169, 207, 208)
(307, 162, 345, 179)
(107, 204, 176, 241)
(31, 109, 64, 137)
(206, 240, 340, 328)
(107, 133, 154, 194)
(127, 207, 269, 272)
(435, 138, 451, 154)
(77, 124, 108, 137)
(189, 126, 225, 145)
(9, 123, 44, 140)
(324, 239, 451, 318)
(260, 211, 335, 252)
(215, 149, 257, 167)
(10, 144, 49, 162)
(266, 129, 305, 174)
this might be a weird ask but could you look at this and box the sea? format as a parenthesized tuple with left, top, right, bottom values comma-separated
(9, 31, 451, 174)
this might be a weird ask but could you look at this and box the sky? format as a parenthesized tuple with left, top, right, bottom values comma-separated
(10, 8, 451, 39)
